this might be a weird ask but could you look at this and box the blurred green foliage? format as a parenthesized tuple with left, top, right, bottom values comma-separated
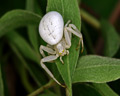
(82, 0, 118, 18)
(0, 0, 120, 96)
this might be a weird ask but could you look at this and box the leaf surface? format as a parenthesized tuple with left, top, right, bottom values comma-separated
(92, 83, 118, 96)
(47, 0, 81, 95)
(0, 10, 41, 37)
(6, 31, 40, 64)
(0, 63, 5, 96)
(101, 20, 120, 57)
(0, 63, 8, 96)
(73, 55, 120, 83)
(73, 84, 101, 96)
(26, 0, 40, 52)
(9, 43, 47, 86)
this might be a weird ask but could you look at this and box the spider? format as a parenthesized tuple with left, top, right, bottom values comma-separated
(39, 11, 83, 87)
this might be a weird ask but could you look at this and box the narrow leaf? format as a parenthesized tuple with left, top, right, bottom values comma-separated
(26, 0, 40, 52)
(0, 63, 5, 96)
(73, 84, 101, 96)
(9, 43, 47, 86)
(38, 91, 57, 96)
(0, 63, 8, 96)
(101, 20, 120, 57)
(0, 9, 41, 37)
(47, 0, 81, 95)
(6, 31, 40, 64)
(0, 42, 3, 58)
(16, 63, 34, 93)
(73, 55, 120, 83)
(26, 0, 35, 11)
(27, 26, 39, 52)
(92, 83, 118, 96)
(81, 23, 95, 54)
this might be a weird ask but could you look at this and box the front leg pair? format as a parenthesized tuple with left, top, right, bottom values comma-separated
(40, 45, 65, 87)
(64, 20, 84, 52)
(40, 45, 56, 57)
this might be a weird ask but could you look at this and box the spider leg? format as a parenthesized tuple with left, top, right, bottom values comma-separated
(41, 54, 65, 87)
(60, 56, 64, 64)
(65, 20, 72, 39)
(64, 28, 71, 49)
(65, 20, 71, 27)
(40, 45, 56, 57)
(66, 24, 84, 52)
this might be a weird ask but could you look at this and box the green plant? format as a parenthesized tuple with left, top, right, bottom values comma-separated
(0, 0, 120, 96)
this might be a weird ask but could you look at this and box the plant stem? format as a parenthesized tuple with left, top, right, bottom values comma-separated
(80, 9, 100, 29)
(28, 80, 56, 96)
(66, 88, 69, 96)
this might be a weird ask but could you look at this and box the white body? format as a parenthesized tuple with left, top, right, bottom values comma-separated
(39, 11, 64, 45)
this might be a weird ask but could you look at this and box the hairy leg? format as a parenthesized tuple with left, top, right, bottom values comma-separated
(66, 24, 84, 52)
(40, 54, 65, 87)
(40, 45, 56, 57)
(64, 28, 71, 49)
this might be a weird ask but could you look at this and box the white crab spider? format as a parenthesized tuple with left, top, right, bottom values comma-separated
(39, 11, 83, 87)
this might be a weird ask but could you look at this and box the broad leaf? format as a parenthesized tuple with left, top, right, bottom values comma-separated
(6, 31, 40, 64)
(47, 0, 81, 95)
(0, 9, 41, 37)
(73, 55, 120, 83)
(92, 83, 118, 96)
(101, 20, 120, 57)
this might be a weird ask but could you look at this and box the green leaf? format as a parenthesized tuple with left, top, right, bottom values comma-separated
(27, 25, 39, 52)
(0, 9, 41, 37)
(26, 0, 35, 11)
(82, 0, 118, 18)
(81, 23, 95, 54)
(34, 1, 43, 16)
(0, 63, 5, 96)
(73, 55, 120, 83)
(73, 83, 118, 96)
(6, 31, 40, 63)
(101, 20, 120, 57)
(0, 63, 8, 96)
(73, 83, 101, 96)
(9, 43, 47, 86)
(47, 0, 81, 95)
(26, 0, 43, 16)
(92, 83, 118, 96)
(38, 90, 57, 96)
(0, 42, 3, 58)
(15, 63, 34, 93)
(26, 0, 40, 52)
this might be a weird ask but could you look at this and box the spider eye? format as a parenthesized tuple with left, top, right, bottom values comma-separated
(59, 50, 64, 55)
(59, 53, 62, 55)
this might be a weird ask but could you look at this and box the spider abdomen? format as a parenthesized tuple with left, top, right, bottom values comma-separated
(39, 11, 64, 45)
